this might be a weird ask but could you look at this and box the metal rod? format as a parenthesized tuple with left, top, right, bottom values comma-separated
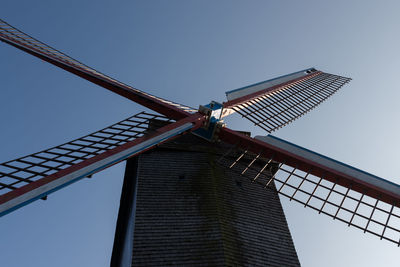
(380, 201, 395, 240)
(348, 193, 365, 226)
(364, 198, 380, 233)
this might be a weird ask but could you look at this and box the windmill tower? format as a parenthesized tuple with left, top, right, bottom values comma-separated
(1, 18, 400, 266)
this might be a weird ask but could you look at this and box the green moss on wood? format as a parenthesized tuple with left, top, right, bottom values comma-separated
(189, 152, 244, 265)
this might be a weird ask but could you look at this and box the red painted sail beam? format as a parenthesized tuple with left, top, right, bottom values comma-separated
(223, 70, 321, 109)
(218, 127, 400, 208)
(0, 22, 192, 120)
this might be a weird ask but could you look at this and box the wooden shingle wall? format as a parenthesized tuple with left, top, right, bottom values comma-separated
(127, 134, 300, 266)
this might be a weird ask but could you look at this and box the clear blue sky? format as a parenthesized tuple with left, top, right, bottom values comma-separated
(1, 1, 400, 266)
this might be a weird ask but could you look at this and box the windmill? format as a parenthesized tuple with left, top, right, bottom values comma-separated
(1, 17, 400, 266)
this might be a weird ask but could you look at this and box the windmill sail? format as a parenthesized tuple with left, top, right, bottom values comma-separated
(218, 128, 400, 245)
(0, 112, 203, 216)
(0, 19, 196, 119)
(223, 68, 351, 132)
